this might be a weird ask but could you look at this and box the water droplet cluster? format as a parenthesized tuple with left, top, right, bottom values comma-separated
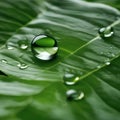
(63, 72, 84, 101)
(3, 24, 116, 102)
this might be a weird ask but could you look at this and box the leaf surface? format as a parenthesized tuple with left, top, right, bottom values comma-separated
(0, 0, 120, 120)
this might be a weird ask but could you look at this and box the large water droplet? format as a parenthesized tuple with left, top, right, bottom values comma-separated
(18, 40, 28, 50)
(63, 73, 80, 85)
(99, 27, 114, 38)
(66, 89, 84, 101)
(17, 63, 28, 70)
(1, 59, 7, 64)
(31, 34, 58, 61)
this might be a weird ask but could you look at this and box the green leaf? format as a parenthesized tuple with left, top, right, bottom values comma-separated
(0, 0, 120, 120)
(84, 0, 120, 10)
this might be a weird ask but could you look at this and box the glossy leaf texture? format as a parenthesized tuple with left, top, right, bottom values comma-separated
(0, 0, 120, 120)
(84, 0, 120, 10)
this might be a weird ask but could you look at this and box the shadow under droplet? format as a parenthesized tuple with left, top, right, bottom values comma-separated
(0, 70, 7, 76)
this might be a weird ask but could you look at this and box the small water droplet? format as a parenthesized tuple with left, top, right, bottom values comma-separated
(18, 40, 28, 50)
(99, 27, 114, 38)
(6, 42, 14, 50)
(111, 53, 115, 57)
(63, 73, 80, 85)
(105, 61, 110, 65)
(31, 34, 58, 61)
(7, 46, 14, 50)
(105, 59, 111, 65)
(17, 63, 28, 70)
(66, 89, 84, 101)
(110, 46, 113, 49)
(1, 59, 7, 64)
(97, 65, 101, 69)
(107, 52, 115, 58)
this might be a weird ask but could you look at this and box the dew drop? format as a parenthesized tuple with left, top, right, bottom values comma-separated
(7, 46, 14, 50)
(6, 42, 14, 50)
(107, 52, 115, 58)
(105, 59, 111, 66)
(105, 61, 110, 65)
(1, 59, 7, 64)
(111, 53, 115, 57)
(31, 34, 58, 61)
(97, 65, 101, 69)
(18, 40, 28, 50)
(17, 63, 28, 70)
(66, 89, 84, 101)
(63, 73, 80, 85)
(99, 27, 114, 38)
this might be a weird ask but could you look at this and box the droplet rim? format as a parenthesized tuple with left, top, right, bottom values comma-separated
(17, 63, 28, 70)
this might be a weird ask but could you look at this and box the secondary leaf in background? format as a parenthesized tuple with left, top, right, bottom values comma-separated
(0, 0, 120, 120)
